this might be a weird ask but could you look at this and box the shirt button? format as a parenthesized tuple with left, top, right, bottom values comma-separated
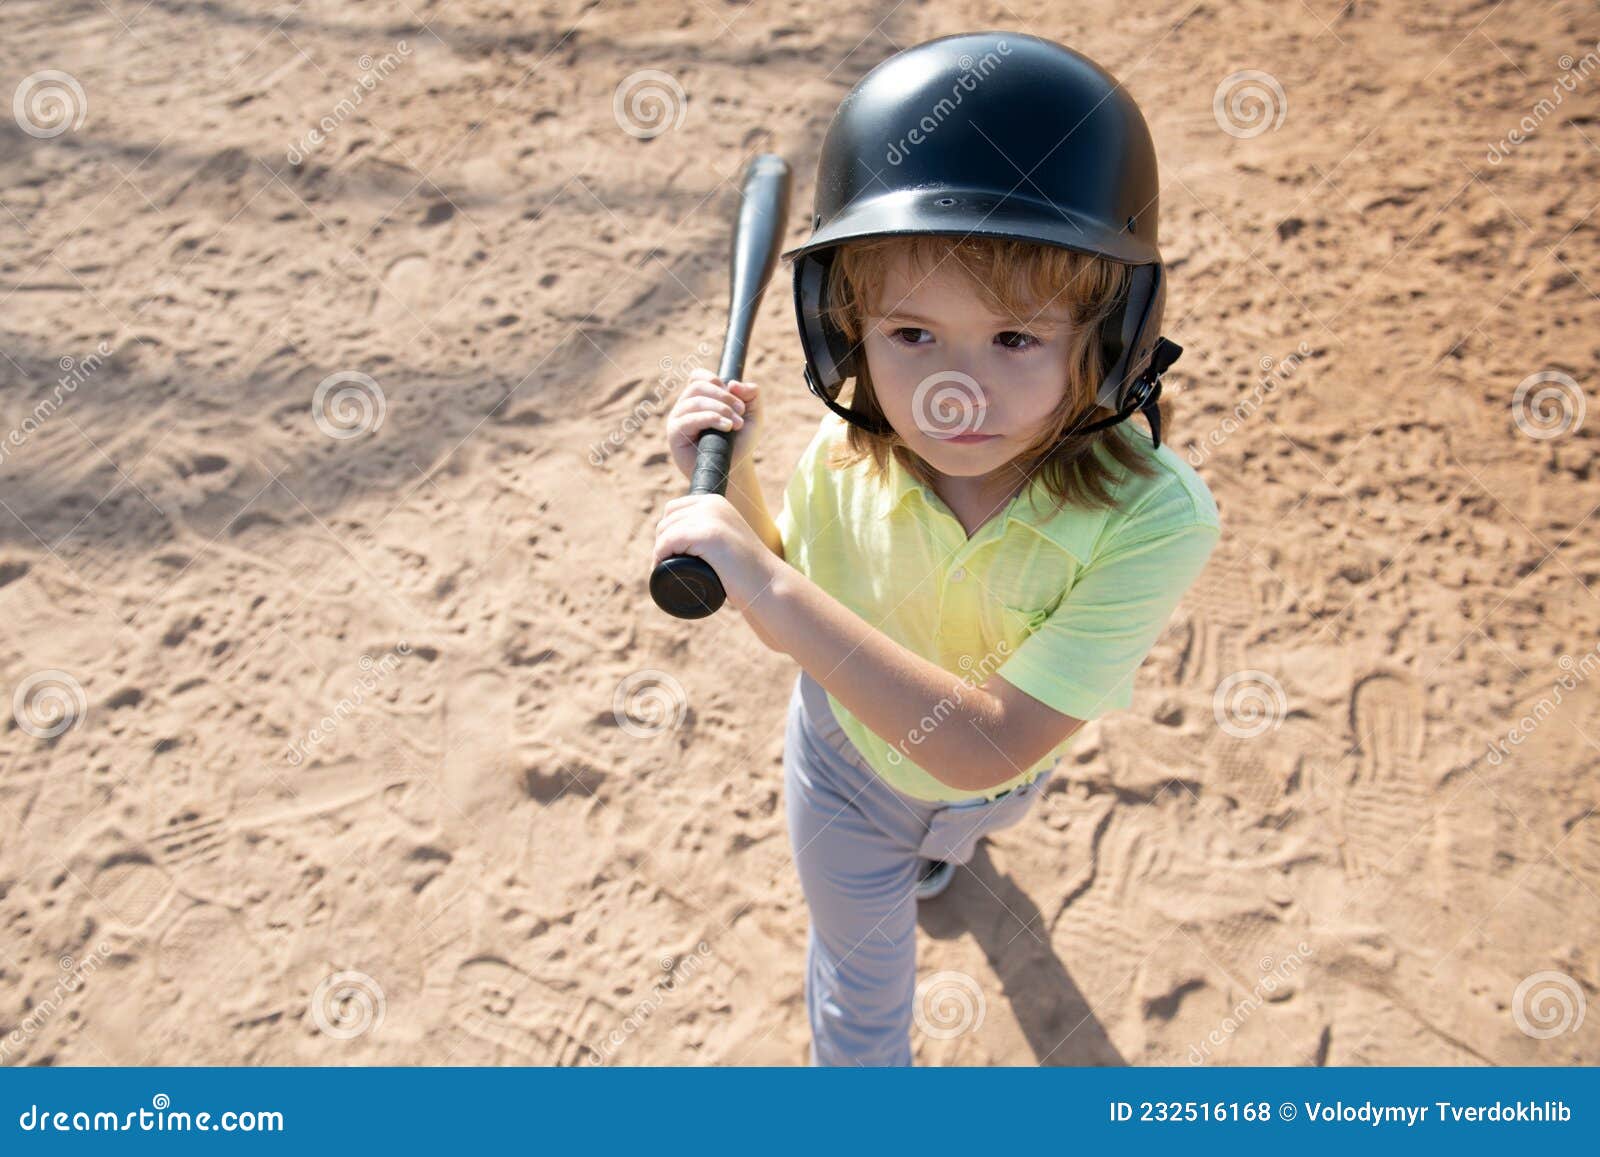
(951, 568, 966, 582)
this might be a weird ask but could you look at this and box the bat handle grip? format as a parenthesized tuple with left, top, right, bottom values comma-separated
(649, 425, 733, 619)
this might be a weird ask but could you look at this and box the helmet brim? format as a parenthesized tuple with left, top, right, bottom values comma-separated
(780, 185, 1159, 267)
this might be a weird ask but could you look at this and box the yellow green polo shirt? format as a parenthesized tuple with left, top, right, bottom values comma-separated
(773, 410, 1221, 803)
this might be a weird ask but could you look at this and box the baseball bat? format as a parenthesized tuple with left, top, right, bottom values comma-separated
(650, 153, 792, 619)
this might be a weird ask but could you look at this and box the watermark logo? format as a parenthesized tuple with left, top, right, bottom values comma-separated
(309, 969, 386, 1039)
(913, 970, 986, 1039)
(588, 340, 716, 466)
(13, 70, 88, 139)
(0, 341, 111, 468)
(613, 70, 686, 139)
(1511, 370, 1585, 440)
(585, 941, 715, 1064)
(0, 943, 112, 1063)
(284, 644, 411, 766)
(885, 640, 1013, 765)
(312, 371, 386, 439)
(1213, 670, 1286, 739)
(1487, 43, 1600, 164)
(12, 669, 88, 739)
(1187, 341, 1310, 465)
(885, 40, 1012, 165)
(1511, 970, 1586, 1039)
(1485, 642, 1600, 765)
(1188, 941, 1314, 1064)
(1213, 70, 1287, 139)
(912, 369, 987, 439)
(286, 43, 413, 165)
(612, 669, 688, 738)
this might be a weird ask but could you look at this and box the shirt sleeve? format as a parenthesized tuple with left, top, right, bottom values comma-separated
(993, 518, 1221, 721)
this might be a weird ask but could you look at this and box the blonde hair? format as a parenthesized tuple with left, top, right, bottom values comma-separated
(819, 234, 1165, 512)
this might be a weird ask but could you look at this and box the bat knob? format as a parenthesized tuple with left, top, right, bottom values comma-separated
(650, 555, 727, 619)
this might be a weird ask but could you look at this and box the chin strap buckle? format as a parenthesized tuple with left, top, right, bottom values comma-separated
(1127, 337, 1182, 449)
(1069, 337, 1183, 448)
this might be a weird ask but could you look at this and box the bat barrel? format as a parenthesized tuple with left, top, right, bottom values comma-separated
(650, 154, 792, 620)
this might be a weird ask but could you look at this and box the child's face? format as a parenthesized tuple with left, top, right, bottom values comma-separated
(861, 249, 1076, 480)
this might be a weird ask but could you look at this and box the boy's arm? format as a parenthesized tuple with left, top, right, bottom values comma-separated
(725, 457, 784, 561)
(745, 566, 1078, 793)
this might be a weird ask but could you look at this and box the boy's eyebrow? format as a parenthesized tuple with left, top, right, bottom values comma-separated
(880, 308, 1061, 330)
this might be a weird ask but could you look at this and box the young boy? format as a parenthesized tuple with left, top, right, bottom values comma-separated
(653, 31, 1219, 1066)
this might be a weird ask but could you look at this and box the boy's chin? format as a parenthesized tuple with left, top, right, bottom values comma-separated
(918, 437, 1009, 473)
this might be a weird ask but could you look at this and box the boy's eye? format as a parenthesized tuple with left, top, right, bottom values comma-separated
(996, 331, 1041, 350)
(891, 326, 931, 345)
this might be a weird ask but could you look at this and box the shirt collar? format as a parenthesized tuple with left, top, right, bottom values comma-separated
(875, 450, 1108, 565)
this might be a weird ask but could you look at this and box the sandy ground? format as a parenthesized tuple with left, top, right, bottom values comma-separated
(1, 0, 1597, 1066)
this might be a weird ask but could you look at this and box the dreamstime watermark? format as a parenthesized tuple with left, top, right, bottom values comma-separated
(1487, 42, 1600, 164)
(885, 40, 1013, 165)
(588, 340, 716, 466)
(1484, 640, 1599, 766)
(1187, 941, 1315, 1064)
(913, 970, 986, 1039)
(613, 69, 686, 139)
(612, 669, 688, 738)
(1213, 70, 1287, 138)
(912, 369, 989, 439)
(11, 668, 88, 740)
(284, 643, 411, 766)
(312, 370, 387, 438)
(1511, 369, 1585, 440)
(885, 639, 1013, 766)
(308, 969, 386, 1039)
(13, 70, 87, 138)
(286, 43, 413, 165)
(0, 943, 113, 1063)
(16, 1094, 284, 1134)
(1511, 970, 1586, 1039)
(1187, 341, 1310, 466)
(1213, 670, 1287, 739)
(0, 341, 111, 468)
(585, 941, 715, 1064)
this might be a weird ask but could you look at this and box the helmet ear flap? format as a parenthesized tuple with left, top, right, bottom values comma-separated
(794, 248, 894, 436)
(796, 249, 857, 397)
(1096, 263, 1166, 410)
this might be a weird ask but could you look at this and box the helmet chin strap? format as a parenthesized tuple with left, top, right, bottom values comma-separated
(1067, 336, 1182, 449)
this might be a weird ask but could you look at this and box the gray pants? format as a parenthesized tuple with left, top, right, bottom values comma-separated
(782, 670, 1053, 1066)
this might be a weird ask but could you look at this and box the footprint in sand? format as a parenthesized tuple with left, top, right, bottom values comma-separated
(93, 853, 176, 929)
(1336, 671, 1431, 881)
(1204, 731, 1284, 816)
(1179, 541, 1262, 689)
(1052, 814, 1178, 989)
(1052, 883, 1156, 998)
(373, 253, 435, 325)
(1202, 713, 1329, 819)
(1191, 908, 1306, 998)
(443, 954, 608, 1064)
(152, 810, 229, 871)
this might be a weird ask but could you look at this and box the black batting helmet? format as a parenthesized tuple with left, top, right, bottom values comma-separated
(781, 31, 1182, 448)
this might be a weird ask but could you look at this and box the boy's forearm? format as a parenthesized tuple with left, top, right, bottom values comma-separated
(726, 458, 783, 559)
(748, 566, 1016, 793)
